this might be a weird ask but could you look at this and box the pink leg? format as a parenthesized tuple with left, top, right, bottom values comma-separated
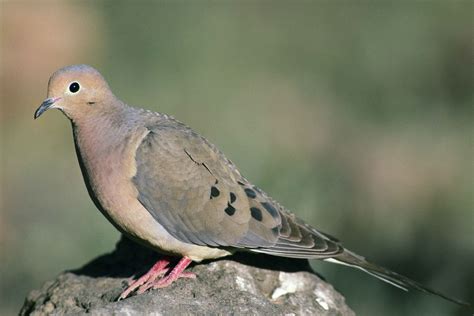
(136, 257, 195, 294)
(118, 257, 171, 300)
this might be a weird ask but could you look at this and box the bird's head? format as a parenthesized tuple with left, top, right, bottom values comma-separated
(34, 64, 116, 121)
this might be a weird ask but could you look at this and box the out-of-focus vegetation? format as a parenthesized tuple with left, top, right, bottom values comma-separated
(1, 2, 472, 315)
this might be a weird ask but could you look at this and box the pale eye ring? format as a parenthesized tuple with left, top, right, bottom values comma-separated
(69, 82, 80, 93)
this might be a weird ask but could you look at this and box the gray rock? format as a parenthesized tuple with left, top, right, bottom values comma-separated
(20, 237, 354, 315)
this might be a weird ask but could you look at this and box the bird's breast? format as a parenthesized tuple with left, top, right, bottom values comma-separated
(74, 125, 151, 228)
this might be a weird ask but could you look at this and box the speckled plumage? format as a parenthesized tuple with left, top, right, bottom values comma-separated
(34, 65, 467, 305)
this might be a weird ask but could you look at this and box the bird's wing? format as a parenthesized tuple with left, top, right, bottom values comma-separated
(132, 116, 342, 257)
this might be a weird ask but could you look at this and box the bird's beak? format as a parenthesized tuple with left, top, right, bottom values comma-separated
(34, 97, 61, 119)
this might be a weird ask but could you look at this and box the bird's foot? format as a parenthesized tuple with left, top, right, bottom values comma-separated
(136, 257, 195, 293)
(118, 257, 172, 300)
(118, 256, 195, 300)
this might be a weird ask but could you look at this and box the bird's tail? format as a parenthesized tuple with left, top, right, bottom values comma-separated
(325, 250, 470, 307)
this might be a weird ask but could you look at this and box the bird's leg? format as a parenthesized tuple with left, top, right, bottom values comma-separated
(137, 256, 195, 293)
(118, 257, 171, 300)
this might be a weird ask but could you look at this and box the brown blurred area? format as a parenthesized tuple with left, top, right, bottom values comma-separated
(1, 2, 106, 313)
(1, 1, 473, 315)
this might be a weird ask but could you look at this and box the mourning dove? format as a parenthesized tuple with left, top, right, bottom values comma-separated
(34, 65, 467, 305)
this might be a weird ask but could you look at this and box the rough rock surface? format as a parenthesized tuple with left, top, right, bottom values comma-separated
(20, 237, 354, 315)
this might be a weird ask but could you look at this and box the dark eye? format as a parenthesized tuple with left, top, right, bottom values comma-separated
(69, 82, 80, 93)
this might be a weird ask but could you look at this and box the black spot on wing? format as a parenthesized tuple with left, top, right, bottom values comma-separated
(244, 188, 257, 199)
(210, 186, 220, 199)
(250, 207, 263, 221)
(261, 202, 279, 219)
(225, 203, 236, 216)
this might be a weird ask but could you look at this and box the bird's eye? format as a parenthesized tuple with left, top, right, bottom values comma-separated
(69, 82, 80, 93)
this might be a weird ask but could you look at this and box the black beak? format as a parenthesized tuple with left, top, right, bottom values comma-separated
(34, 97, 60, 119)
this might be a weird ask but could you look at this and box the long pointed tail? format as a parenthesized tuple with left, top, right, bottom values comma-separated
(325, 250, 470, 307)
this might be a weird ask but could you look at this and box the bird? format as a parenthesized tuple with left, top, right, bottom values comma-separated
(34, 64, 467, 306)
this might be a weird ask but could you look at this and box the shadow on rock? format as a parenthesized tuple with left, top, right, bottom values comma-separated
(71, 235, 320, 279)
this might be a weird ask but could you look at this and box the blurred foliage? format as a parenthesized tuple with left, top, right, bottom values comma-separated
(1, 1, 473, 315)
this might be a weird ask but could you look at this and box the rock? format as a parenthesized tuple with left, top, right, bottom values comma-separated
(20, 237, 354, 315)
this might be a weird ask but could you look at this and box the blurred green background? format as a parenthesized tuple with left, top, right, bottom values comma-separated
(1, 1, 472, 315)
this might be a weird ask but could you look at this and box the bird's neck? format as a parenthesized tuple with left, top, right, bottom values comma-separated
(71, 104, 139, 168)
